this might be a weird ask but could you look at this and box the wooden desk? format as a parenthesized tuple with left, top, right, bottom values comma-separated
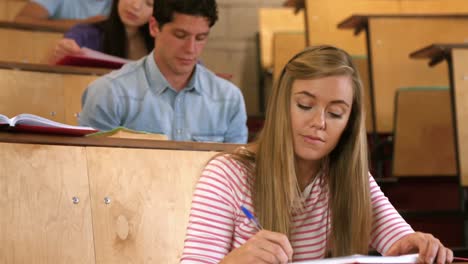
(305, 0, 399, 55)
(0, 59, 110, 75)
(0, 21, 66, 64)
(410, 44, 468, 187)
(257, 8, 305, 112)
(0, 0, 26, 21)
(305, 0, 468, 55)
(338, 14, 468, 133)
(1, 133, 466, 261)
(0, 132, 238, 263)
(272, 31, 306, 83)
(258, 8, 305, 71)
(392, 87, 456, 177)
(0, 61, 109, 125)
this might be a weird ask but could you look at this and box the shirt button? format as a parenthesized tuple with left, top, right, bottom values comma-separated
(177, 129, 182, 134)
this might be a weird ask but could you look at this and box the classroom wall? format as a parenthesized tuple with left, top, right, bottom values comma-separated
(201, 0, 284, 116)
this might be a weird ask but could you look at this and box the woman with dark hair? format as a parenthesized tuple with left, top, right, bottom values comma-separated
(180, 45, 453, 263)
(50, 0, 153, 63)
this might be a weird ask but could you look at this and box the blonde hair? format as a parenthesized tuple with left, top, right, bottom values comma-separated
(234, 45, 371, 257)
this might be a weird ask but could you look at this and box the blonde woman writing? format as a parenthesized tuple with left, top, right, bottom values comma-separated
(180, 45, 453, 264)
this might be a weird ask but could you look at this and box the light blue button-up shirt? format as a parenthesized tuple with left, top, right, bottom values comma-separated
(79, 52, 248, 143)
(33, 0, 112, 19)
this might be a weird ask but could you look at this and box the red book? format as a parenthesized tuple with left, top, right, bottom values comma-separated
(0, 113, 98, 136)
(56, 47, 132, 69)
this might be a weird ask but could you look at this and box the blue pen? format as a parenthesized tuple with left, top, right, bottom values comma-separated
(240, 205, 263, 231)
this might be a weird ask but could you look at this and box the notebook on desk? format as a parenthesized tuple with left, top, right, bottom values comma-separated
(0, 113, 98, 136)
(293, 254, 419, 264)
(56, 47, 133, 69)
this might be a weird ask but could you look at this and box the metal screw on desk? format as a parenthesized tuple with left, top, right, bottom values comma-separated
(72, 197, 80, 204)
(104, 197, 111, 204)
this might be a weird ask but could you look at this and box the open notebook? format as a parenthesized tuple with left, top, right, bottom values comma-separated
(56, 47, 133, 69)
(0, 113, 98, 136)
(293, 254, 419, 264)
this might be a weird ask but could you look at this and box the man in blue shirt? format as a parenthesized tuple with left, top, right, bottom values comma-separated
(15, 0, 112, 30)
(79, 0, 248, 144)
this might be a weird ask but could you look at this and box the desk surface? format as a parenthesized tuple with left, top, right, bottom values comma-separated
(410, 43, 468, 66)
(0, 132, 240, 152)
(338, 14, 468, 32)
(0, 20, 66, 33)
(0, 60, 111, 76)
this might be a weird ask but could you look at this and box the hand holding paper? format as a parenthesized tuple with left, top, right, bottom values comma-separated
(55, 47, 132, 69)
(385, 232, 453, 264)
(52, 38, 83, 64)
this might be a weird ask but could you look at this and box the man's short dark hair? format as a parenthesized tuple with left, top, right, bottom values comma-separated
(153, 0, 218, 28)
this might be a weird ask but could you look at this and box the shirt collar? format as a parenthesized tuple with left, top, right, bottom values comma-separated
(145, 52, 202, 95)
(187, 65, 200, 94)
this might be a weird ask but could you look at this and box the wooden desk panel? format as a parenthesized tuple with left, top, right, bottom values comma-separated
(0, 60, 110, 76)
(0, 143, 95, 263)
(0, 62, 105, 125)
(0, 68, 66, 122)
(399, 0, 468, 14)
(305, 0, 400, 54)
(452, 49, 468, 186)
(269, 31, 306, 116)
(272, 31, 306, 82)
(0, 132, 240, 151)
(393, 88, 456, 176)
(63, 75, 98, 125)
(369, 18, 468, 132)
(0, 68, 100, 125)
(404, 44, 468, 184)
(0, 27, 62, 64)
(258, 8, 305, 70)
(0, 0, 26, 21)
(0, 134, 235, 263)
(306, 0, 468, 55)
(352, 56, 373, 133)
(87, 147, 217, 263)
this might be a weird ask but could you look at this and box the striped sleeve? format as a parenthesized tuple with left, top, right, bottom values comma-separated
(368, 176, 414, 254)
(180, 155, 248, 263)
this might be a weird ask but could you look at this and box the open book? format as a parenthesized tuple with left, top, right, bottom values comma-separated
(87, 126, 168, 140)
(293, 254, 419, 264)
(56, 47, 133, 69)
(0, 113, 98, 136)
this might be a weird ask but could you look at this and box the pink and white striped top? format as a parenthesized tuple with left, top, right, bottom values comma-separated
(181, 155, 414, 263)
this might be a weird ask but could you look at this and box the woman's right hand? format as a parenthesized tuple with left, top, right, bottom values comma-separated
(51, 38, 82, 64)
(220, 230, 293, 264)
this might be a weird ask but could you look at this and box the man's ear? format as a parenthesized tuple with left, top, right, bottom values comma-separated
(149, 16, 160, 38)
